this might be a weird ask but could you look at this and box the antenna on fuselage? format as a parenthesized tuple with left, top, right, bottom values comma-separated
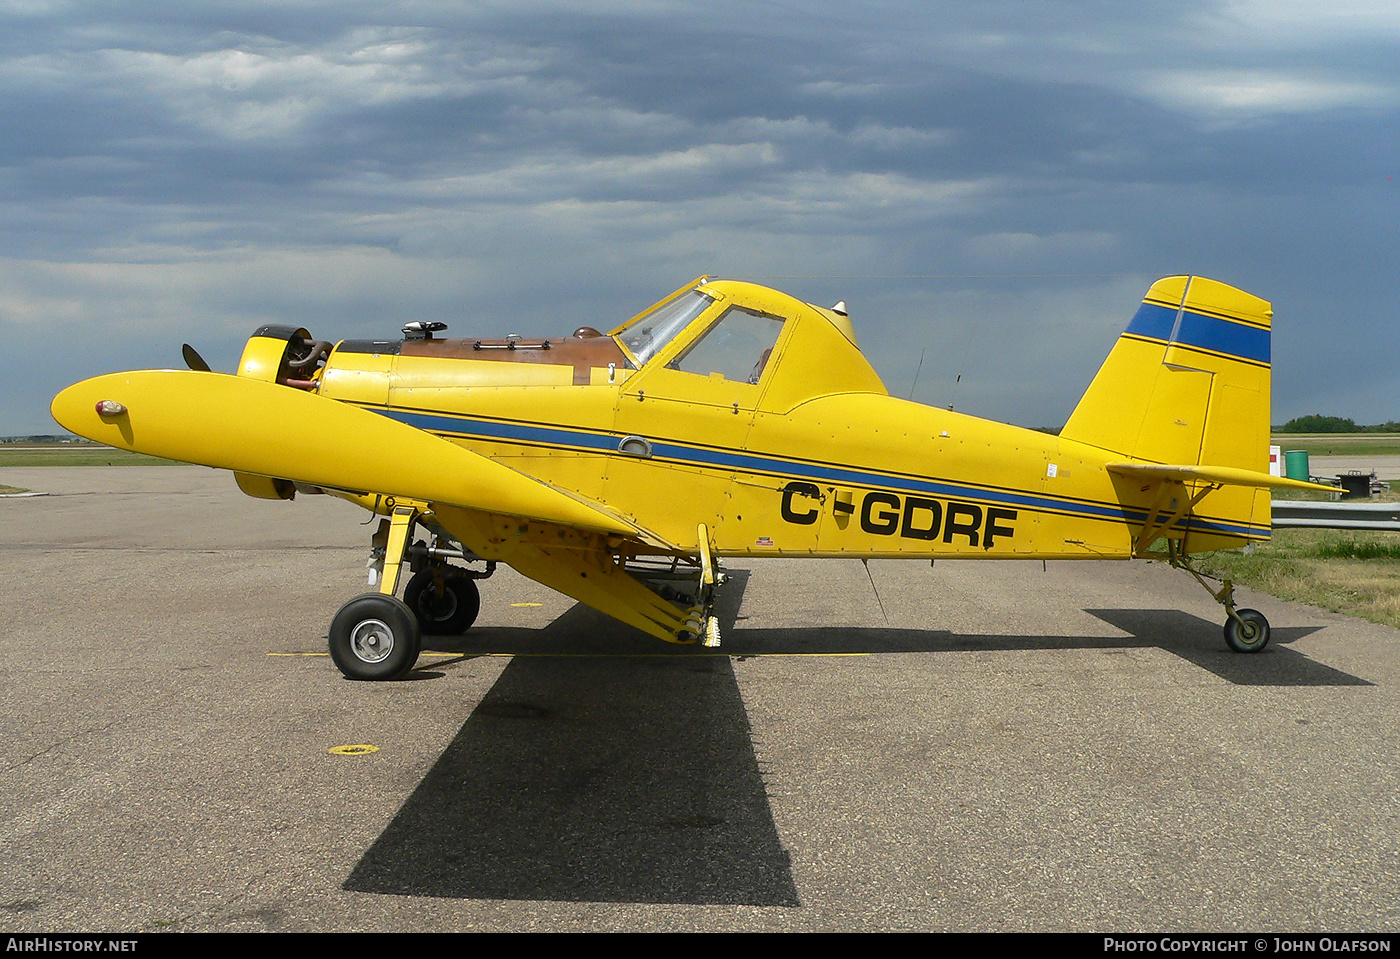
(861, 559, 889, 625)
(907, 348, 926, 401)
(947, 319, 979, 411)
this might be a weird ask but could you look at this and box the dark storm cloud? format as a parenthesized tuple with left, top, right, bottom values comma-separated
(2, 1, 1398, 431)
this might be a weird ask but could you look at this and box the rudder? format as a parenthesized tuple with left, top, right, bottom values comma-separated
(1062, 275, 1271, 473)
(1063, 276, 1274, 553)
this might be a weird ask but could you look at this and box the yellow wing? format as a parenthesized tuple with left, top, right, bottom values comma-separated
(53, 371, 705, 642)
(53, 370, 656, 537)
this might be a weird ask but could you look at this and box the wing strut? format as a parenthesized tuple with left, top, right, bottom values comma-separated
(1131, 480, 1218, 557)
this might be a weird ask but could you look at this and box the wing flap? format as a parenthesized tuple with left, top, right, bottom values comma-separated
(433, 506, 699, 643)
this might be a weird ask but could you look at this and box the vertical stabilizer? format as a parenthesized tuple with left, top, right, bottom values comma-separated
(1061, 276, 1271, 472)
(1063, 276, 1274, 553)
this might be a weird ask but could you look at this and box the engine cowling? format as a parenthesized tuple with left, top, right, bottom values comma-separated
(233, 325, 331, 500)
(238, 325, 330, 387)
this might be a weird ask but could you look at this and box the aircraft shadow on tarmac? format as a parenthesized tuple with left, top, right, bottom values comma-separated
(344, 570, 799, 906)
(343, 573, 1363, 906)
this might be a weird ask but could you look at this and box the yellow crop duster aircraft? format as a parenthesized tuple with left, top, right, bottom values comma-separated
(53, 274, 1328, 679)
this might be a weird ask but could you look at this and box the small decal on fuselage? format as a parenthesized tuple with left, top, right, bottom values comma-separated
(780, 481, 1016, 547)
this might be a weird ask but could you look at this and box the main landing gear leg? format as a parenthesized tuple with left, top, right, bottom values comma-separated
(328, 505, 423, 681)
(1169, 541, 1271, 653)
(696, 524, 722, 648)
(669, 524, 725, 647)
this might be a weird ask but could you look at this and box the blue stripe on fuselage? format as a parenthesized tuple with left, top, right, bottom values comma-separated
(372, 406, 1268, 539)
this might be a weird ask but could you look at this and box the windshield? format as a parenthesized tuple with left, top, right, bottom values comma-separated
(619, 290, 713, 366)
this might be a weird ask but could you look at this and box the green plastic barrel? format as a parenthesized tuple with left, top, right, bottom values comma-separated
(1283, 450, 1310, 481)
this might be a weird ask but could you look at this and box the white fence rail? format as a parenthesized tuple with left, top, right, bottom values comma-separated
(1272, 500, 1400, 532)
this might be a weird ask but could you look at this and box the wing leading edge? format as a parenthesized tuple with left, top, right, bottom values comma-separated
(52, 369, 669, 540)
(53, 371, 703, 641)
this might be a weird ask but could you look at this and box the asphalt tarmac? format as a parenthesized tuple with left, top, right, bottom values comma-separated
(1310, 455, 1400, 483)
(4, 467, 1400, 933)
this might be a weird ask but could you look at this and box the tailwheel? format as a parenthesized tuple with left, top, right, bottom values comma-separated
(1224, 608, 1270, 654)
(1168, 542, 1272, 655)
(329, 593, 422, 680)
(403, 567, 480, 635)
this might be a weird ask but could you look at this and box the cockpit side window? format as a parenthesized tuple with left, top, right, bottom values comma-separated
(618, 290, 714, 366)
(667, 306, 785, 385)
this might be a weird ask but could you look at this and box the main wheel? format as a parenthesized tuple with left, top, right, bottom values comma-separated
(329, 594, 422, 680)
(1223, 608, 1270, 653)
(403, 568, 481, 635)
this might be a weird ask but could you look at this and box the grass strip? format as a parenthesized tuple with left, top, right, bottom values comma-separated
(1270, 434, 1400, 457)
(0, 448, 177, 466)
(1201, 529, 1400, 630)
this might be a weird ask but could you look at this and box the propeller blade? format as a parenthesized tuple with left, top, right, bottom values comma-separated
(181, 343, 211, 373)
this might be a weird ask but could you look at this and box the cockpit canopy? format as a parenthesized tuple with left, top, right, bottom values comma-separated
(611, 278, 886, 410)
(303, 276, 888, 414)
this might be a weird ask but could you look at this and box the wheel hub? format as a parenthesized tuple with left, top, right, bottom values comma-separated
(423, 589, 458, 621)
(349, 618, 394, 664)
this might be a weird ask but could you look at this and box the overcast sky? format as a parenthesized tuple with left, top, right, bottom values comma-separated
(3, 0, 1397, 434)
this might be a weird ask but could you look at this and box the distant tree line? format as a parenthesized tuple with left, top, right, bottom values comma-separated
(1276, 415, 1400, 433)
(0, 434, 93, 444)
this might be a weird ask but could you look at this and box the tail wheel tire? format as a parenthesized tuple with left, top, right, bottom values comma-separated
(1224, 608, 1270, 653)
(329, 594, 422, 680)
(404, 569, 481, 635)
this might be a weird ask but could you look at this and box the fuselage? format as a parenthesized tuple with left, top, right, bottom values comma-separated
(295, 278, 1260, 560)
(47, 273, 1291, 663)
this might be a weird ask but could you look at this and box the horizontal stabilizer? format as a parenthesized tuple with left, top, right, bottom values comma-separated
(52, 370, 656, 540)
(1107, 462, 1336, 493)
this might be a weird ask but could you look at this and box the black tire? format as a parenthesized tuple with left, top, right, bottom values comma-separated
(403, 569, 481, 635)
(1223, 608, 1270, 653)
(328, 594, 422, 680)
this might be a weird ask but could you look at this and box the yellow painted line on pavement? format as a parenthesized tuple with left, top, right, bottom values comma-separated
(328, 744, 379, 756)
(268, 651, 461, 658)
(270, 650, 869, 659)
